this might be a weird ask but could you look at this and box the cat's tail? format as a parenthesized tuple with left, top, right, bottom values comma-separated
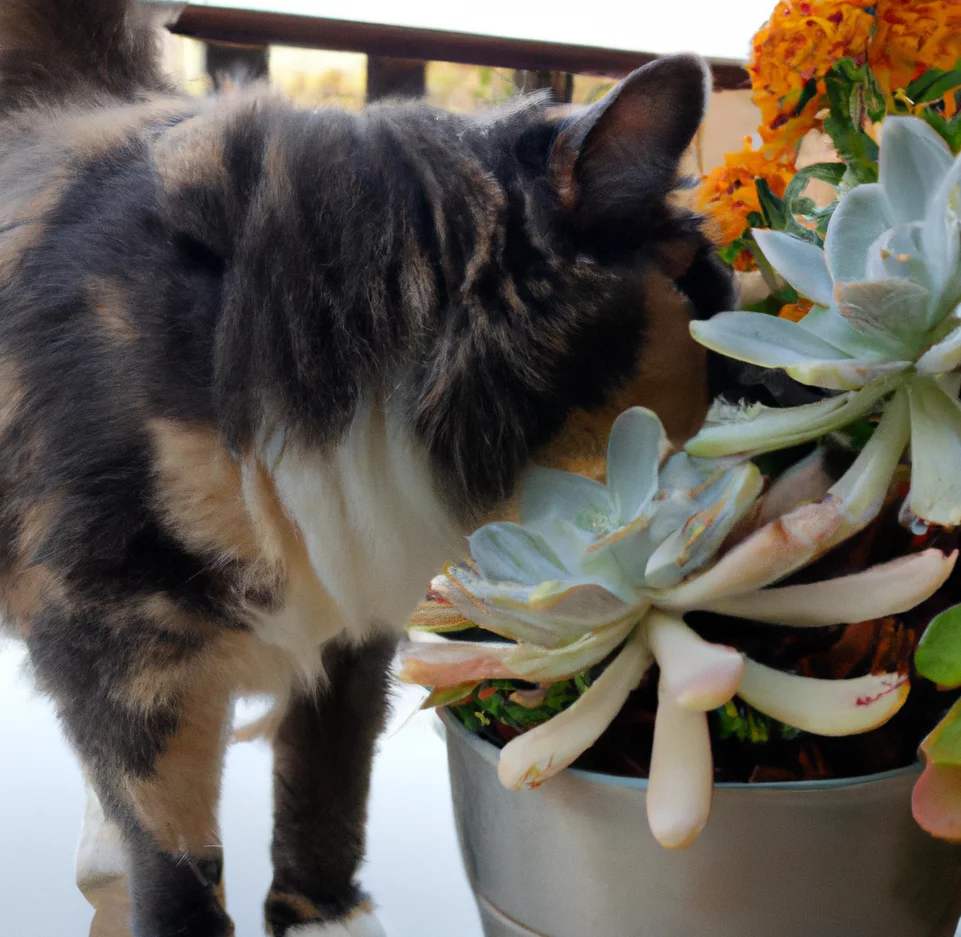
(0, 0, 172, 116)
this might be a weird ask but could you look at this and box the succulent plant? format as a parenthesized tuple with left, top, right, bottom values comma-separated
(688, 116, 961, 529)
(912, 603, 961, 840)
(401, 408, 954, 848)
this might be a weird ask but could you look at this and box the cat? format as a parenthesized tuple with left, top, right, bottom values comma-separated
(0, 2, 734, 935)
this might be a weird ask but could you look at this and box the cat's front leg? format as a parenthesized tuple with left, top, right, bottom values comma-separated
(28, 604, 235, 937)
(265, 632, 396, 937)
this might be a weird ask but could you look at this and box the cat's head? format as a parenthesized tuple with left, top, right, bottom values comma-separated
(170, 55, 730, 518)
(401, 54, 731, 513)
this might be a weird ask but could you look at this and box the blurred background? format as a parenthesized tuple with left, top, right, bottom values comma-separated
(147, 0, 776, 178)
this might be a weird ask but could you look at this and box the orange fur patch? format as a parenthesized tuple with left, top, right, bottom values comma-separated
(149, 419, 261, 564)
(538, 270, 708, 480)
(87, 275, 137, 343)
(152, 111, 227, 194)
(124, 679, 231, 856)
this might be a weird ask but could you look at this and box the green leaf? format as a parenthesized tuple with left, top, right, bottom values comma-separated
(742, 294, 788, 316)
(923, 699, 961, 766)
(783, 162, 846, 209)
(755, 177, 788, 230)
(718, 238, 751, 266)
(848, 83, 866, 129)
(922, 109, 961, 155)
(712, 698, 801, 744)
(793, 77, 820, 117)
(917, 603, 961, 687)
(863, 67, 886, 123)
(906, 66, 961, 105)
(831, 417, 876, 451)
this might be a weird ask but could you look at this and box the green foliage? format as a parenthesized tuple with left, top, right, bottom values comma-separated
(905, 67, 961, 107)
(921, 109, 961, 154)
(822, 58, 881, 186)
(916, 603, 961, 689)
(714, 698, 801, 744)
(922, 698, 961, 766)
(449, 675, 591, 736)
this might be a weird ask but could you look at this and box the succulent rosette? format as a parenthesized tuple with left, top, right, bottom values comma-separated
(401, 408, 954, 848)
(689, 117, 961, 529)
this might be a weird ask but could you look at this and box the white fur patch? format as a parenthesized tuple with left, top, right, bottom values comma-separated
(249, 401, 464, 676)
(286, 910, 388, 937)
(76, 781, 127, 891)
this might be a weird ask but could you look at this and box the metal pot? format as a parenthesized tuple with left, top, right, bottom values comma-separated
(441, 710, 961, 937)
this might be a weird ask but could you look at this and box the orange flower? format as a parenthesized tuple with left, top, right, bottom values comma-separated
(870, 2, 961, 101)
(779, 299, 814, 322)
(749, 1, 876, 154)
(697, 139, 795, 246)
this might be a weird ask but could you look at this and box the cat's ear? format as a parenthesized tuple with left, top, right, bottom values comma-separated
(549, 53, 711, 226)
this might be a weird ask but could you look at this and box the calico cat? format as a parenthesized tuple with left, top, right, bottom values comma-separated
(0, 2, 733, 935)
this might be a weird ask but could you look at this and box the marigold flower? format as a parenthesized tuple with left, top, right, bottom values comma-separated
(778, 299, 814, 322)
(870, 1, 961, 101)
(749, 1, 876, 154)
(697, 139, 795, 246)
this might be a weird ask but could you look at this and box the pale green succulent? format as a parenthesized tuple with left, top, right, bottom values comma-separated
(402, 408, 949, 848)
(689, 116, 961, 528)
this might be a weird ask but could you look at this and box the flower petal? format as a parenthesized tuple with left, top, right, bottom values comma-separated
(654, 497, 843, 608)
(828, 387, 910, 539)
(783, 357, 910, 391)
(606, 407, 666, 522)
(737, 660, 909, 736)
(835, 278, 932, 348)
(907, 378, 961, 527)
(917, 316, 961, 375)
(518, 467, 613, 533)
(468, 522, 569, 584)
(798, 304, 904, 358)
(667, 394, 907, 611)
(698, 549, 956, 626)
(497, 627, 652, 790)
(502, 617, 641, 683)
(753, 448, 834, 528)
(397, 639, 518, 687)
(913, 699, 961, 840)
(912, 762, 961, 843)
(434, 568, 627, 647)
(647, 681, 713, 849)
(646, 611, 743, 711)
(752, 228, 834, 307)
(880, 116, 953, 226)
(921, 150, 961, 301)
(685, 379, 893, 458)
(920, 697, 961, 766)
(825, 183, 895, 283)
(690, 311, 854, 372)
(409, 596, 474, 633)
(644, 462, 763, 587)
(397, 616, 640, 688)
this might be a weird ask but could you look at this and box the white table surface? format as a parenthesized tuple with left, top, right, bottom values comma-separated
(0, 640, 484, 937)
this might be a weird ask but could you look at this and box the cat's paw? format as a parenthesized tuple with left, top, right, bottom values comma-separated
(286, 907, 387, 937)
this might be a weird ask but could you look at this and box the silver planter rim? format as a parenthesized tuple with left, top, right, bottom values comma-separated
(440, 708, 961, 937)
(438, 706, 923, 791)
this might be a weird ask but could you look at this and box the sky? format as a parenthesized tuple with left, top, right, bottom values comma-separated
(183, 0, 776, 62)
